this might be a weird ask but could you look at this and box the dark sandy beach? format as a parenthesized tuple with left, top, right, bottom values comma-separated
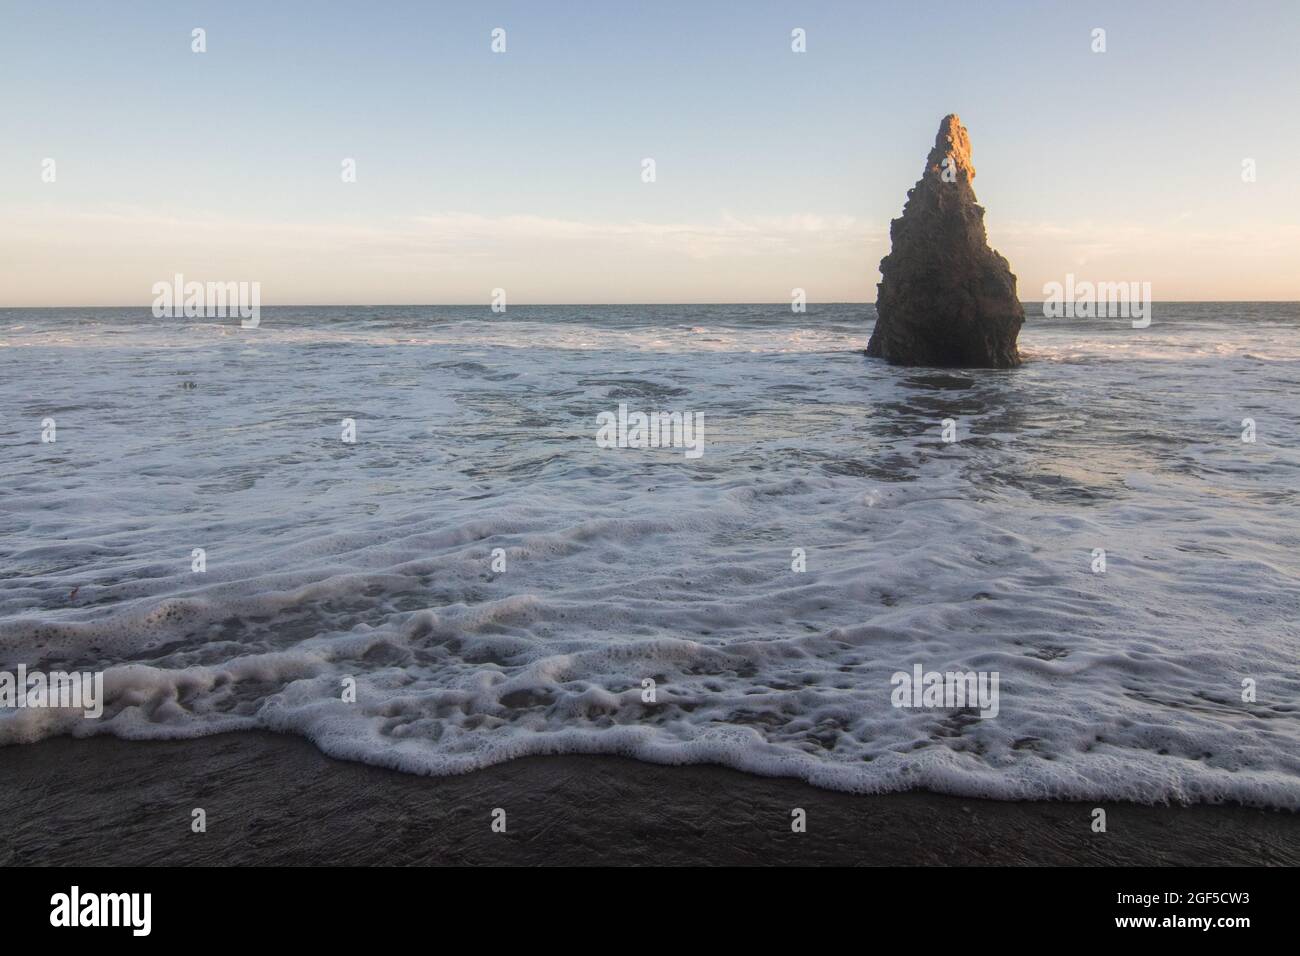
(0, 731, 1294, 866)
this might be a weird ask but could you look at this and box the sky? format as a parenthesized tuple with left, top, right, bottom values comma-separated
(1, 0, 1298, 305)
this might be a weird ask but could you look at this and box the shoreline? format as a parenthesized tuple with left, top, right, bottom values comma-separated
(1, 731, 1295, 866)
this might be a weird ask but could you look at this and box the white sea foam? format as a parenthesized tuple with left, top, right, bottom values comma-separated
(1, 304, 1297, 807)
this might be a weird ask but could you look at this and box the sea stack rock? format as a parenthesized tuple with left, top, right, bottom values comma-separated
(866, 114, 1024, 368)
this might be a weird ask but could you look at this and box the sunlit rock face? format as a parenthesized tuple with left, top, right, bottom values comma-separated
(866, 114, 1024, 369)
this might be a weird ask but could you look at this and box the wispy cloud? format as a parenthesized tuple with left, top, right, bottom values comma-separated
(2, 204, 1297, 305)
(0, 205, 884, 304)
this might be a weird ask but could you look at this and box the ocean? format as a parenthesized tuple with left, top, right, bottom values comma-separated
(1, 303, 1297, 808)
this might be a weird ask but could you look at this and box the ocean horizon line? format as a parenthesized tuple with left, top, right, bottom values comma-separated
(3, 299, 1299, 311)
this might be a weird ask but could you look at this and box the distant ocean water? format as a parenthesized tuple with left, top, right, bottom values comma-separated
(2, 303, 1298, 808)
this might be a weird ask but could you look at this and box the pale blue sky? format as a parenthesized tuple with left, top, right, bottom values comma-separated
(2, 0, 1297, 304)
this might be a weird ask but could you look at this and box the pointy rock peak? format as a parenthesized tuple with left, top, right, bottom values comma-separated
(924, 113, 975, 185)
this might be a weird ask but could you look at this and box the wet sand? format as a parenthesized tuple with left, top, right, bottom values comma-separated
(0, 731, 1295, 866)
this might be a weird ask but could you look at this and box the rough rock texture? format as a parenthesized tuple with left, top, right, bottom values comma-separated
(866, 115, 1024, 368)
